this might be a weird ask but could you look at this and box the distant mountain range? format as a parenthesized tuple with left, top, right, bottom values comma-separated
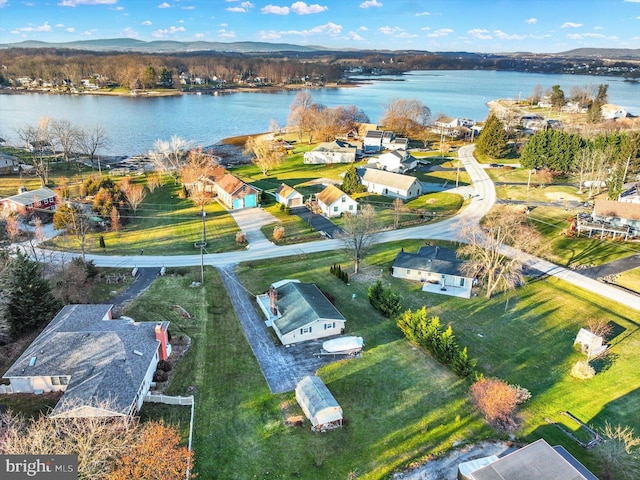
(1, 39, 639, 59)
(0, 38, 329, 53)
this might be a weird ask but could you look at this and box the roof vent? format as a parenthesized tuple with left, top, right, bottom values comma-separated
(133, 350, 143, 356)
(29, 356, 37, 367)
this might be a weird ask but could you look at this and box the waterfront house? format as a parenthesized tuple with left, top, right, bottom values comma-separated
(214, 174, 260, 210)
(303, 140, 357, 164)
(359, 168, 422, 200)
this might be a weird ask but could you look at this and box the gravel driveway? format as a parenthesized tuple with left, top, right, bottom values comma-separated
(218, 265, 342, 393)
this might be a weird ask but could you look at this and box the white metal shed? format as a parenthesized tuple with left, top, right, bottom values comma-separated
(295, 376, 343, 432)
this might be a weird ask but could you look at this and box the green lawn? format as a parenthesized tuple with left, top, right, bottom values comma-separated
(525, 206, 640, 267)
(116, 239, 639, 479)
(615, 267, 640, 294)
(46, 182, 242, 255)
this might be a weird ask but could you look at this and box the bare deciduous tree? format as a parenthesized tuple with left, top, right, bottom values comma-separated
(124, 184, 146, 216)
(146, 172, 161, 192)
(149, 135, 190, 182)
(458, 209, 544, 299)
(50, 119, 80, 166)
(595, 422, 640, 480)
(470, 377, 531, 431)
(380, 97, 431, 138)
(340, 204, 378, 274)
(16, 117, 53, 187)
(244, 136, 286, 176)
(78, 125, 111, 174)
(392, 197, 404, 229)
(288, 91, 315, 142)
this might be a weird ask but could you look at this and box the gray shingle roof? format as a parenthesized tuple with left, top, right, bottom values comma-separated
(360, 168, 420, 191)
(3, 305, 162, 417)
(392, 246, 466, 276)
(273, 282, 345, 335)
(1, 187, 57, 206)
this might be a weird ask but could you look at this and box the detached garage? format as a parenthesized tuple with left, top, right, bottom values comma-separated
(295, 376, 343, 432)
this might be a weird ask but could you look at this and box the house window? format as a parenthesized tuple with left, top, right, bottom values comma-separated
(333, 206, 338, 212)
(460, 278, 465, 287)
(349, 205, 353, 210)
(51, 376, 60, 386)
(407, 269, 411, 274)
(300, 326, 312, 334)
(324, 322, 335, 330)
(341, 197, 346, 203)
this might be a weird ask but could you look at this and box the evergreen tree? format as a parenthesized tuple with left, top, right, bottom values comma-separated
(341, 165, 365, 194)
(7, 252, 62, 336)
(549, 84, 565, 109)
(475, 114, 509, 159)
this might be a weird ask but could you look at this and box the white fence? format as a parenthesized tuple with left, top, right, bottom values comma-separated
(144, 393, 194, 406)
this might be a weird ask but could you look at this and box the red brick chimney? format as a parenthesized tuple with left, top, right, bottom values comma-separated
(155, 322, 169, 361)
(269, 286, 278, 315)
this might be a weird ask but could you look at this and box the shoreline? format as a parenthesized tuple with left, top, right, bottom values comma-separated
(0, 80, 367, 98)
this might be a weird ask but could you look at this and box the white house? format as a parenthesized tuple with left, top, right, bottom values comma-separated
(316, 184, 358, 218)
(593, 198, 640, 233)
(601, 103, 627, 120)
(392, 246, 474, 299)
(275, 183, 304, 207)
(303, 140, 357, 164)
(363, 130, 387, 153)
(369, 150, 417, 173)
(256, 280, 346, 345)
(359, 168, 423, 200)
(2, 305, 171, 418)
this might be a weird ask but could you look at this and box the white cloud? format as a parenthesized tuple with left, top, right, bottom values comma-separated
(81, 29, 97, 35)
(415, 11, 430, 16)
(421, 26, 430, 31)
(396, 32, 418, 38)
(594, 26, 603, 30)
(346, 31, 364, 41)
(121, 27, 138, 37)
(182, 5, 195, 9)
(467, 28, 491, 40)
(66, 27, 75, 32)
(55, 23, 65, 27)
(114, 6, 124, 10)
(624, 0, 640, 2)
(526, 18, 537, 25)
(0, 0, 8, 7)
(58, 0, 116, 6)
(142, 20, 152, 26)
(561, 22, 583, 28)
(280, 22, 342, 36)
(151, 25, 186, 38)
(360, 0, 382, 8)
(194, 33, 205, 38)
(158, 2, 170, 8)
(262, 5, 290, 14)
(260, 30, 282, 39)
(378, 25, 402, 35)
(291, 2, 328, 14)
(357, 26, 368, 31)
(427, 28, 453, 38)
(568, 32, 618, 41)
(11, 22, 53, 33)
(494, 30, 526, 41)
(226, 1, 254, 12)
(218, 29, 236, 38)
(219, 23, 228, 27)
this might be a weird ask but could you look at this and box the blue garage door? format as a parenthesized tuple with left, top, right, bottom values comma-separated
(233, 198, 243, 209)
(244, 194, 257, 208)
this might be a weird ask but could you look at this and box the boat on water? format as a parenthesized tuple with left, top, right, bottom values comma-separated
(321, 336, 364, 354)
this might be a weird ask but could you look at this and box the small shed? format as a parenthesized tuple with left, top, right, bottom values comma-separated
(574, 328, 607, 358)
(295, 376, 343, 432)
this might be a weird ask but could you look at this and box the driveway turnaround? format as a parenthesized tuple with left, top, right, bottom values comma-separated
(218, 265, 349, 393)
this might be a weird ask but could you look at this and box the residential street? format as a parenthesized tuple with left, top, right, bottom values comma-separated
(32, 145, 640, 312)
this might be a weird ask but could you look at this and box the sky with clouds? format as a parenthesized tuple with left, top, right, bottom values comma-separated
(1, 0, 639, 52)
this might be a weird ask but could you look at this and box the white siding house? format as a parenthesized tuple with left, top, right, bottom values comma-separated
(369, 150, 417, 173)
(303, 141, 357, 164)
(276, 183, 304, 207)
(316, 184, 358, 218)
(256, 280, 346, 345)
(359, 168, 422, 200)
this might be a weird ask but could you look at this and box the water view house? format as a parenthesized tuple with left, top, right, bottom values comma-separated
(0, 187, 58, 216)
(2, 305, 171, 418)
(316, 184, 358, 217)
(256, 280, 346, 345)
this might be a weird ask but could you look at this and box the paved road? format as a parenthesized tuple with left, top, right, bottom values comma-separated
(31, 145, 640, 312)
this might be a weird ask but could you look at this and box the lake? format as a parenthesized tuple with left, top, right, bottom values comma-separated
(1, 70, 638, 157)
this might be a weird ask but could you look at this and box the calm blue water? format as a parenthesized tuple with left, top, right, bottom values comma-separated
(1, 70, 638, 157)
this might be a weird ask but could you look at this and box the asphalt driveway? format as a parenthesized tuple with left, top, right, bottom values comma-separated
(291, 206, 343, 239)
(218, 265, 344, 393)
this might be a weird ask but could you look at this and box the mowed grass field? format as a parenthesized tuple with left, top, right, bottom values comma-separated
(122, 240, 640, 479)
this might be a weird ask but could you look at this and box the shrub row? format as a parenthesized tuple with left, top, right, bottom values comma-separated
(329, 264, 349, 284)
(397, 307, 477, 377)
(367, 280, 402, 318)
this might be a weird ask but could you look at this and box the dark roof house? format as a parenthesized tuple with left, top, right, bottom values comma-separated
(2, 305, 170, 418)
